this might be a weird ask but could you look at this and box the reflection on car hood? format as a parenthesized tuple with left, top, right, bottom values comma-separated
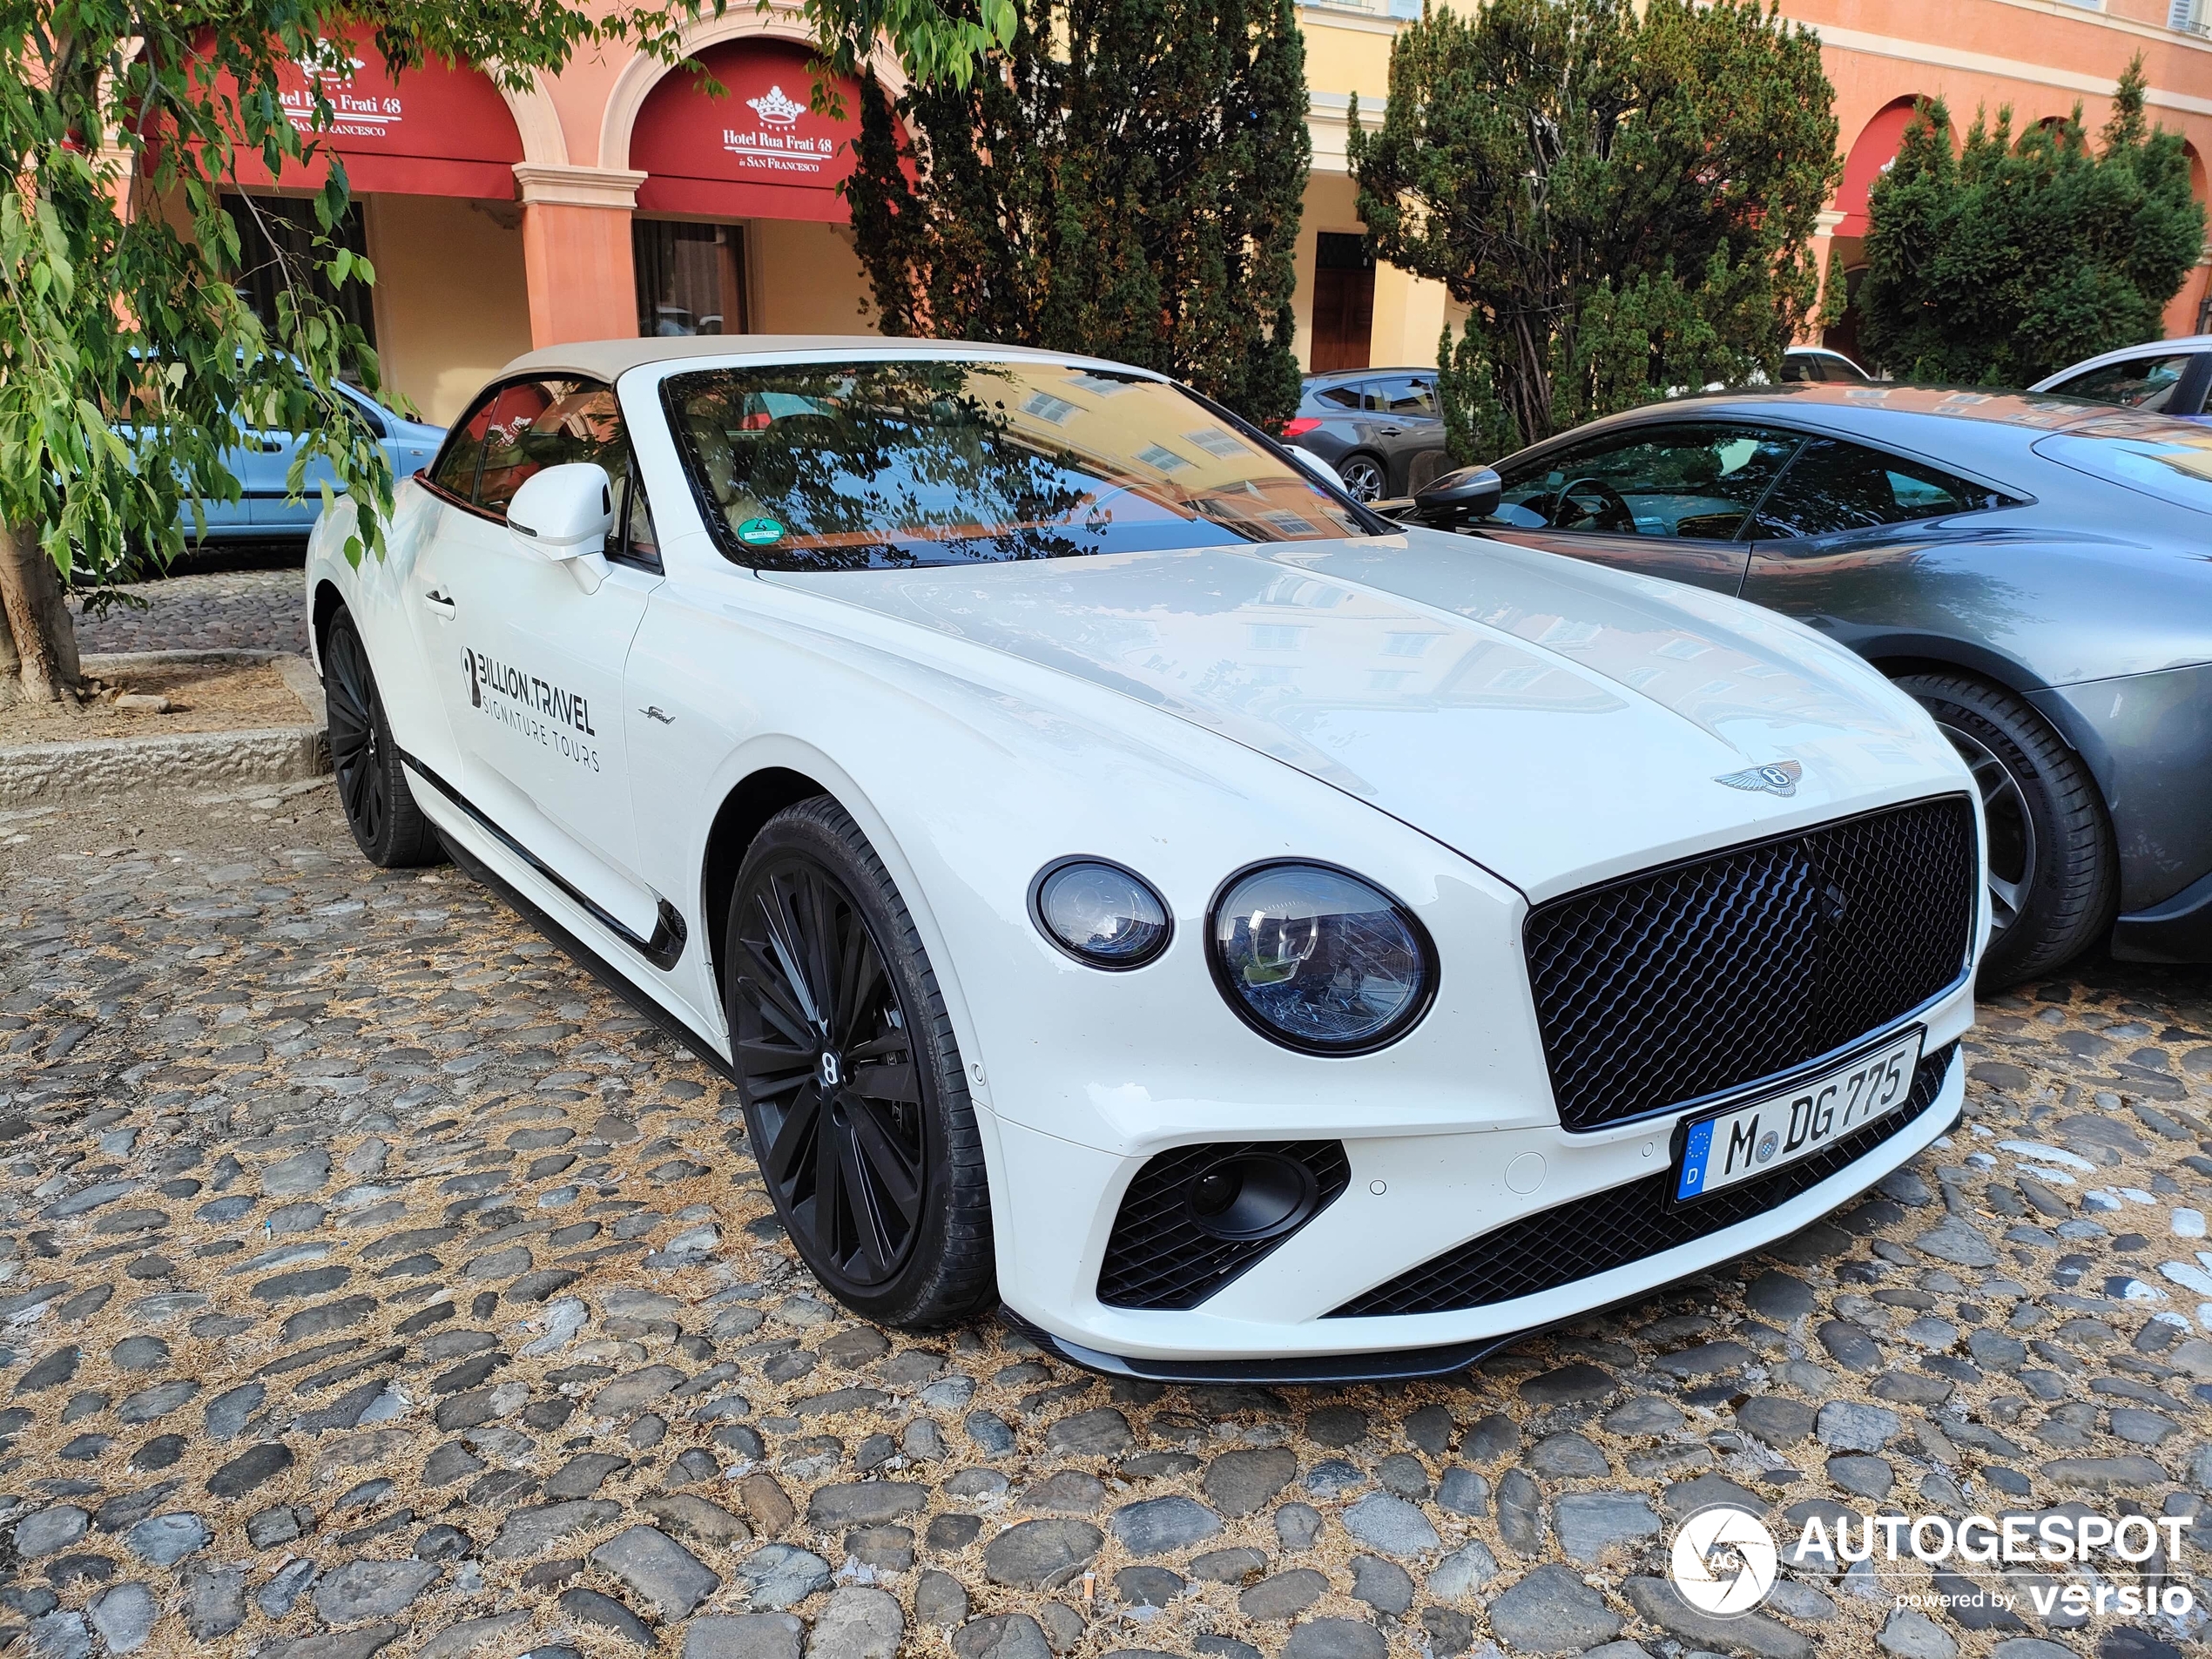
(765, 529, 1967, 897)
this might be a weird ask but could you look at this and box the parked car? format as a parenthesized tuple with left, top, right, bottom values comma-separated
(185, 379, 444, 543)
(2031, 336, 2212, 420)
(1392, 382, 2212, 985)
(1284, 367, 1450, 501)
(306, 338, 1981, 1377)
(1780, 347, 1873, 384)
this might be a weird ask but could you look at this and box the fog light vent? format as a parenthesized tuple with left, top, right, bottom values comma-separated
(1187, 1151, 1319, 1241)
(1098, 1140, 1349, 1310)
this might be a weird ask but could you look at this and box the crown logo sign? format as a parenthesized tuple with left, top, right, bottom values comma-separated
(746, 84, 806, 126)
(295, 41, 366, 83)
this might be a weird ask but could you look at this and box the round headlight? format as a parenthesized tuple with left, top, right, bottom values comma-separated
(1031, 859, 1172, 969)
(1207, 862, 1434, 1053)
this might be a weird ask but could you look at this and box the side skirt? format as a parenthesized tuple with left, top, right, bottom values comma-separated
(400, 750, 687, 971)
(433, 826, 738, 1085)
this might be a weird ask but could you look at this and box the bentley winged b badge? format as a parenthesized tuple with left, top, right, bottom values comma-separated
(1714, 759, 1802, 797)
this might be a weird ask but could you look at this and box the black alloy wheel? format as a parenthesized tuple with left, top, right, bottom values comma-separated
(1895, 671, 2114, 988)
(1336, 454, 1387, 502)
(725, 797, 994, 1325)
(322, 608, 443, 868)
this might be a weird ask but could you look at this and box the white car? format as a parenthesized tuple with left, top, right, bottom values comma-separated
(305, 337, 1986, 1380)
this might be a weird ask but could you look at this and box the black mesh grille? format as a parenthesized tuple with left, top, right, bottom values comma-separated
(1097, 1141, 1350, 1311)
(1526, 794, 1975, 1132)
(1329, 1042, 1956, 1318)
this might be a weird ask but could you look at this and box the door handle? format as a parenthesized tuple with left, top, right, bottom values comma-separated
(1378, 426, 1404, 437)
(422, 589, 456, 618)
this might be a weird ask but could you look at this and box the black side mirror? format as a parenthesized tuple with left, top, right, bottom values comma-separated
(1399, 465, 1501, 527)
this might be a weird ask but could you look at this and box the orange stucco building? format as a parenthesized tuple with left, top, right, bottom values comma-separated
(264, 0, 2212, 424)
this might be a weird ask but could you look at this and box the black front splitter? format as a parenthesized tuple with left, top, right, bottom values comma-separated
(997, 1307, 1537, 1386)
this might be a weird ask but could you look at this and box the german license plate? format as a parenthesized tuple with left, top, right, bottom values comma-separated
(1671, 1028, 1925, 1205)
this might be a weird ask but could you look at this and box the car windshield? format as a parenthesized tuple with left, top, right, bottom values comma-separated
(662, 359, 1370, 569)
(2033, 418, 2212, 514)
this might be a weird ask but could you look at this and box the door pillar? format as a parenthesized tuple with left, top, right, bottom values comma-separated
(513, 164, 649, 347)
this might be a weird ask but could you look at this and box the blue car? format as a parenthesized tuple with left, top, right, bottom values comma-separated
(186, 378, 445, 542)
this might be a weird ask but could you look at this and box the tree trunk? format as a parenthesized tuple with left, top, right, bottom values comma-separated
(0, 567, 17, 712)
(0, 525, 81, 705)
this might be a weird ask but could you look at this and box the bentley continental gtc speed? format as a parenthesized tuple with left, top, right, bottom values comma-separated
(305, 339, 1987, 1380)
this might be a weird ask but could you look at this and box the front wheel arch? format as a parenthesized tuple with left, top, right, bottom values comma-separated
(699, 765, 835, 1011)
(1889, 667, 2116, 987)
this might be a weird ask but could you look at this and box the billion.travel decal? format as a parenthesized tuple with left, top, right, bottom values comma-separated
(464, 648, 601, 772)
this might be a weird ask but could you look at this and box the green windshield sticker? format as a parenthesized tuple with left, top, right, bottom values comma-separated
(737, 516, 786, 546)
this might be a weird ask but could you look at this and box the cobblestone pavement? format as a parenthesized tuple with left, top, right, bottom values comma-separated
(73, 570, 308, 657)
(1, 782, 2209, 1659)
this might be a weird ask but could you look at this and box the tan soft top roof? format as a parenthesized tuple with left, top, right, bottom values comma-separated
(499, 334, 1127, 385)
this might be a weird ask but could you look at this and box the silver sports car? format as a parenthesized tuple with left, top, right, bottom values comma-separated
(1395, 382, 2212, 987)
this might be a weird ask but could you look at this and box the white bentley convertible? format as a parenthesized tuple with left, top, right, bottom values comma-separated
(305, 338, 1986, 1380)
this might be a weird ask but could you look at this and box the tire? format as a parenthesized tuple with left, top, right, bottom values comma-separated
(321, 607, 445, 869)
(1336, 453, 1388, 502)
(1894, 671, 2114, 988)
(723, 796, 995, 1327)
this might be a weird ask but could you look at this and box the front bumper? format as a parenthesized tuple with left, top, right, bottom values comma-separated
(989, 985, 1971, 1372)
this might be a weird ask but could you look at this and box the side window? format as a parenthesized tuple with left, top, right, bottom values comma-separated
(604, 448, 664, 573)
(1484, 424, 1802, 539)
(332, 384, 388, 439)
(1315, 383, 1362, 411)
(1779, 355, 1816, 383)
(428, 389, 501, 500)
(625, 476, 662, 569)
(1748, 437, 2010, 539)
(2050, 353, 2196, 412)
(475, 379, 624, 517)
(1374, 375, 1438, 417)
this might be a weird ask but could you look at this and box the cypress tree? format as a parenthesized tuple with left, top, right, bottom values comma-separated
(1856, 61, 2205, 385)
(845, 0, 1309, 426)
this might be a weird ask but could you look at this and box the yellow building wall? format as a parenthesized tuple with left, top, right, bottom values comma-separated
(748, 221, 880, 336)
(1371, 262, 1450, 373)
(1300, 16, 1397, 103)
(366, 194, 534, 426)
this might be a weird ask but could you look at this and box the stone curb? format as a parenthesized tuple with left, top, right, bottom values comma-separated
(0, 648, 327, 806)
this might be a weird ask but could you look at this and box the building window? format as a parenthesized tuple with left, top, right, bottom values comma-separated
(1310, 232, 1374, 374)
(222, 192, 376, 361)
(635, 219, 748, 336)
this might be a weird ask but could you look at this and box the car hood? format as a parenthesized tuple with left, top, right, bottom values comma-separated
(765, 529, 1968, 898)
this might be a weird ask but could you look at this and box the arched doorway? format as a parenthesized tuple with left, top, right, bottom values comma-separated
(1823, 98, 1931, 369)
(227, 30, 535, 421)
(625, 41, 877, 336)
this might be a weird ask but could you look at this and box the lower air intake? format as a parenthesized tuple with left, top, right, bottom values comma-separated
(1329, 1042, 1957, 1318)
(1097, 1140, 1350, 1311)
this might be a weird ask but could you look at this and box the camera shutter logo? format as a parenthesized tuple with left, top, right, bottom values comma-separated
(1669, 1506, 1778, 1617)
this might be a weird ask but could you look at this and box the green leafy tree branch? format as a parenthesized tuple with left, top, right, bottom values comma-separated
(0, 0, 1009, 710)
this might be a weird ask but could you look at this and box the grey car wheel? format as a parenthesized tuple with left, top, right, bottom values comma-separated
(1336, 454, 1387, 502)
